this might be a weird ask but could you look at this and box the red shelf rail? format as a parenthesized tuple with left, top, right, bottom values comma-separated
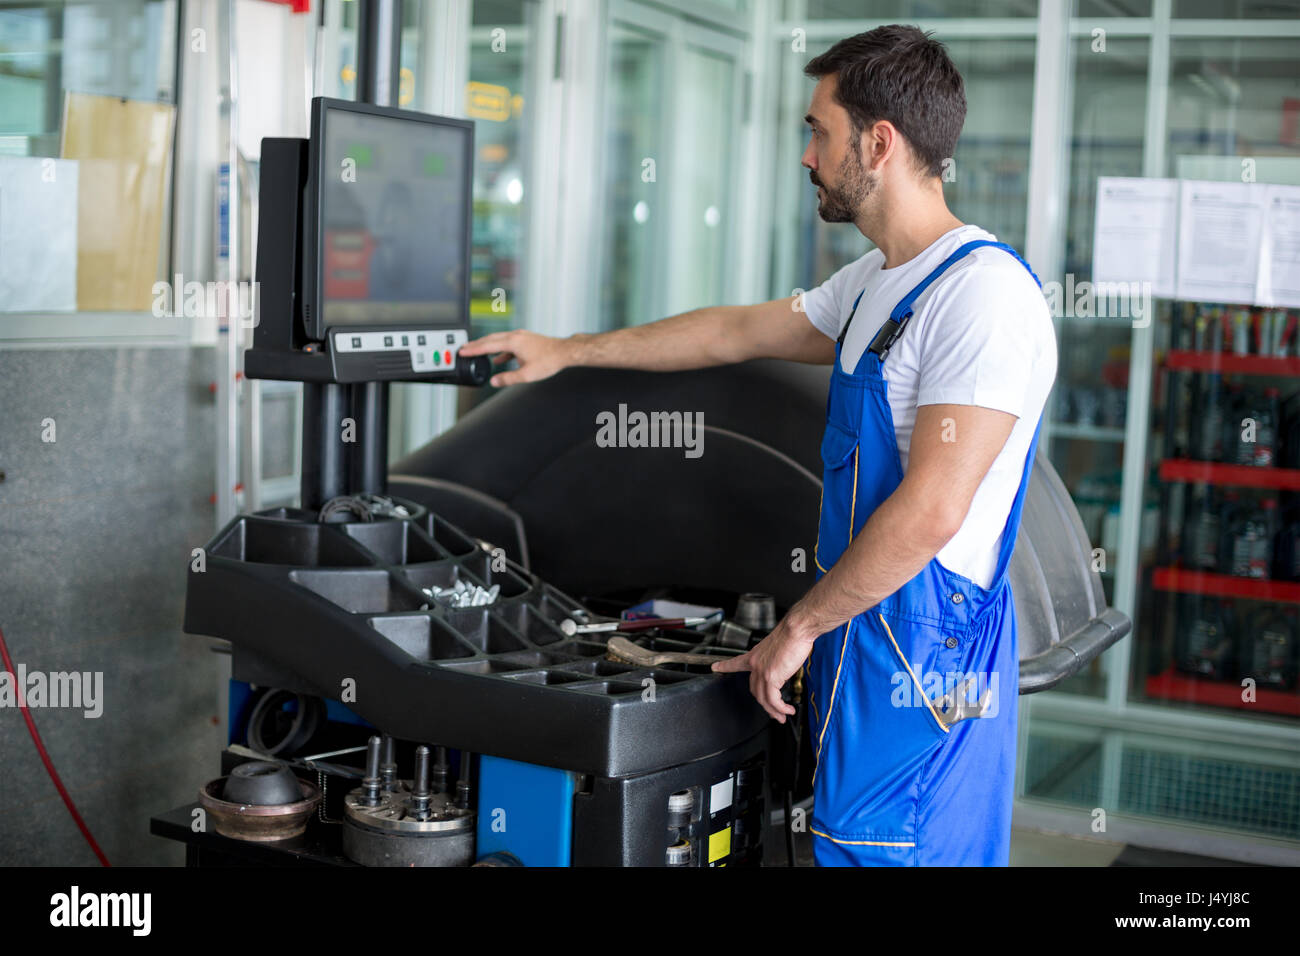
(1152, 567, 1300, 602)
(1159, 458, 1300, 490)
(1145, 667, 1300, 717)
(1165, 349, 1300, 377)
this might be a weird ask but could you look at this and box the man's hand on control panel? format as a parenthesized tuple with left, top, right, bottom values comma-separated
(458, 330, 575, 388)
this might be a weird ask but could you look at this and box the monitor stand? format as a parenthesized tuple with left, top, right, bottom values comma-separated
(301, 380, 389, 510)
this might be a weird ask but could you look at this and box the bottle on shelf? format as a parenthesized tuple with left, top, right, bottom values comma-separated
(1221, 382, 1245, 463)
(1193, 305, 1218, 353)
(1220, 495, 1277, 579)
(1226, 386, 1279, 468)
(1192, 371, 1227, 461)
(1175, 594, 1236, 681)
(1281, 393, 1300, 470)
(1231, 308, 1251, 356)
(1175, 302, 1196, 351)
(1272, 505, 1300, 582)
(1238, 605, 1298, 691)
(1182, 483, 1221, 572)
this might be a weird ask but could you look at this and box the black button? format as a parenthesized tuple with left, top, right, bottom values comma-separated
(401, 335, 409, 346)
(417, 335, 426, 346)
(446, 333, 455, 344)
(945, 637, 958, 649)
(350, 336, 361, 348)
(383, 335, 393, 347)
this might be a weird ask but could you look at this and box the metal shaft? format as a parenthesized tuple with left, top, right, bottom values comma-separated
(410, 745, 431, 817)
(301, 383, 349, 510)
(379, 735, 397, 791)
(431, 745, 449, 794)
(455, 751, 472, 810)
(348, 381, 389, 496)
(361, 735, 383, 807)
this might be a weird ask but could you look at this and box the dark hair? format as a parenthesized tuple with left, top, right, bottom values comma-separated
(804, 25, 965, 178)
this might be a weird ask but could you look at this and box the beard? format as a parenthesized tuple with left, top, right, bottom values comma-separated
(812, 144, 876, 223)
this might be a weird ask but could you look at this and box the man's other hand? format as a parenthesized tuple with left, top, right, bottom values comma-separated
(711, 616, 817, 723)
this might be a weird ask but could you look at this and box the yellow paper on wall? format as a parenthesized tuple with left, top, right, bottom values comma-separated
(60, 93, 175, 311)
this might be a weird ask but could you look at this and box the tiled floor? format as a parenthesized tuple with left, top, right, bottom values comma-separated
(1010, 828, 1126, 866)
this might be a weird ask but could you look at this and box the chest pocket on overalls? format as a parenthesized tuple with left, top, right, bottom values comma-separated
(815, 420, 859, 574)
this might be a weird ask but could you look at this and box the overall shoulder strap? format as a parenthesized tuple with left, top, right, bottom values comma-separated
(867, 239, 1042, 362)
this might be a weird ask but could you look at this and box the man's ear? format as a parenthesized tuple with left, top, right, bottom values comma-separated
(864, 119, 899, 172)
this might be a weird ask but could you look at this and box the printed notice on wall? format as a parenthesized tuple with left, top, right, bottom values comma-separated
(1256, 184, 1300, 308)
(1176, 180, 1266, 305)
(1093, 177, 1178, 298)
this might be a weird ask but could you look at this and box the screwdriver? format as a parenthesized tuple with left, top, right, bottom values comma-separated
(559, 616, 710, 636)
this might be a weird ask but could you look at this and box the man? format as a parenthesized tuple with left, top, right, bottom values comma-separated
(458, 25, 1057, 867)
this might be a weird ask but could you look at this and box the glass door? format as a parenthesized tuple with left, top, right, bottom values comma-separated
(599, 1, 745, 331)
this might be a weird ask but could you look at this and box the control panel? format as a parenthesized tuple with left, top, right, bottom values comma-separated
(326, 327, 488, 384)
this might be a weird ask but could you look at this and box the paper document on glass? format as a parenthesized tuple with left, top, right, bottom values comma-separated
(1176, 180, 1266, 305)
(1256, 184, 1300, 308)
(0, 157, 79, 312)
(1092, 176, 1178, 298)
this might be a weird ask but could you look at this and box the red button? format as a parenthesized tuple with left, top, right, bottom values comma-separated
(444, 349, 452, 365)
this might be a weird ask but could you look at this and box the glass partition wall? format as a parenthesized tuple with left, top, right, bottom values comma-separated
(770, 0, 1300, 854)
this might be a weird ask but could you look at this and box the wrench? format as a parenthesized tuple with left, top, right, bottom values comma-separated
(932, 675, 992, 728)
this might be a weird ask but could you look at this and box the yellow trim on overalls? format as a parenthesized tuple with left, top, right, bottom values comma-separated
(812, 439, 864, 786)
(848, 447, 859, 540)
(878, 613, 950, 735)
(814, 480, 827, 573)
(810, 827, 916, 848)
(811, 619, 851, 787)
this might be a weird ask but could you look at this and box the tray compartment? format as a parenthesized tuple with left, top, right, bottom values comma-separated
(441, 608, 529, 654)
(211, 518, 376, 567)
(342, 520, 443, 564)
(369, 615, 477, 661)
(423, 514, 480, 557)
(493, 603, 569, 646)
(290, 569, 425, 613)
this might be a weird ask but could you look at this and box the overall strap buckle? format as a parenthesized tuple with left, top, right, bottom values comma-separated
(866, 315, 906, 360)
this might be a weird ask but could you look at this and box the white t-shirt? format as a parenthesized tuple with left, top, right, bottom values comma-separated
(800, 224, 1057, 590)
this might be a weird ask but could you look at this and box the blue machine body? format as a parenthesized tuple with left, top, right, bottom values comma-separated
(475, 755, 578, 867)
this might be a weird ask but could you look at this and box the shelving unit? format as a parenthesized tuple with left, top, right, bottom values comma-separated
(1146, 312, 1300, 719)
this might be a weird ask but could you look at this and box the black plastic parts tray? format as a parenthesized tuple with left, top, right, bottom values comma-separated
(390, 360, 1131, 695)
(186, 500, 766, 778)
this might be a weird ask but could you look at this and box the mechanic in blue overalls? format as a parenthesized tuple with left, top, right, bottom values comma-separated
(459, 27, 1058, 866)
(714, 28, 1057, 865)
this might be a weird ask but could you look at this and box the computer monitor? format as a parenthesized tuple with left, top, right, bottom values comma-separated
(247, 97, 487, 386)
(302, 97, 473, 339)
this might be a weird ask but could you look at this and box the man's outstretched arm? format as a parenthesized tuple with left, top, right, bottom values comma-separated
(456, 294, 834, 387)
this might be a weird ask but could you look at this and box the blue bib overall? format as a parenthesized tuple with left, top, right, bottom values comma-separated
(805, 239, 1042, 866)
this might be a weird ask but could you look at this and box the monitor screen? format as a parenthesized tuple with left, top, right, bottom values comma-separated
(312, 100, 471, 329)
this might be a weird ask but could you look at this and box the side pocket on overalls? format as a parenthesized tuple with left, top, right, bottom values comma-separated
(810, 612, 951, 852)
(814, 421, 859, 575)
(876, 612, 955, 746)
